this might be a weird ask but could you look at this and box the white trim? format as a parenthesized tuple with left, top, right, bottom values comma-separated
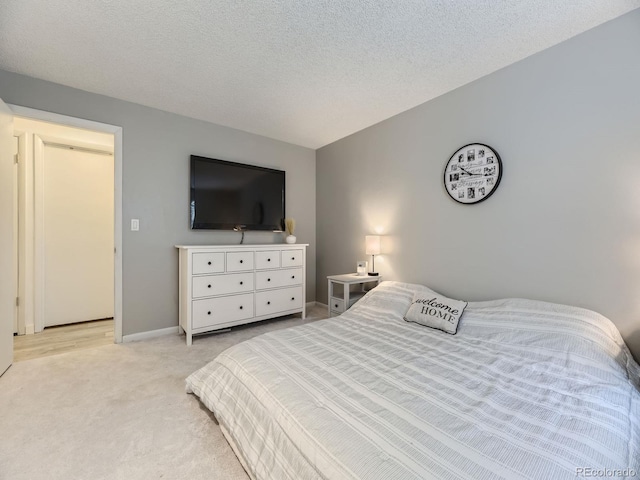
(9, 104, 124, 343)
(113, 126, 123, 344)
(13, 131, 33, 336)
(122, 326, 179, 343)
(33, 135, 44, 333)
(125, 302, 319, 344)
(9, 106, 121, 135)
(38, 134, 113, 155)
(13, 128, 28, 335)
(12, 135, 19, 334)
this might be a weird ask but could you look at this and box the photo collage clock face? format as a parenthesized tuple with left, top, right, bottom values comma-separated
(444, 143, 502, 204)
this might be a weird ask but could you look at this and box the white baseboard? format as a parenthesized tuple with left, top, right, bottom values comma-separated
(25, 324, 35, 335)
(122, 326, 179, 343)
(123, 304, 322, 342)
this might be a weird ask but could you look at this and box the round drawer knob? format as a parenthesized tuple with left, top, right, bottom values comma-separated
(291, 297, 295, 301)
(267, 278, 271, 282)
(291, 257, 295, 260)
(240, 281, 243, 285)
(240, 260, 243, 263)
(267, 301, 271, 305)
(207, 311, 211, 315)
(207, 284, 211, 288)
(267, 258, 271, 262)
(334, 304, 338, 308)
(207, 261, 212, 265)
(291, 275, 295, 279)
(239, 306, 243, 310)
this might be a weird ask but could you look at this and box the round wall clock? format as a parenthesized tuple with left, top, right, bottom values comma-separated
(443, 143, 502, 204)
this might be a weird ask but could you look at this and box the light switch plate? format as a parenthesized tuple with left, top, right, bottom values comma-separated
(131, 219, 140, 231)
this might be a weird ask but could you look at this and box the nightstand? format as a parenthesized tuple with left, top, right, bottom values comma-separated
(327, 274, 382, 317)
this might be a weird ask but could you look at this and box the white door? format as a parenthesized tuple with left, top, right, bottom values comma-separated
(0, 98, 14, 376)
(42, 143, 114, 326)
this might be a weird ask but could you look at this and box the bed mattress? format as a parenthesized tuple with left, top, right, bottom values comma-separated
(187, 281, 640, 479)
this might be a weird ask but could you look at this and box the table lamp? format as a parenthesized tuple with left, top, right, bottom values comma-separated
(365, 235, 381, 276)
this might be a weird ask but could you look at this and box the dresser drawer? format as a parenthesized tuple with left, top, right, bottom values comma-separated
(256, 286, 303, 316)
(281, 249, 303, 268)
(255, 268, 302, 290)
(192, 294, 254, 329)
(329, 297, 345, 313)
(192, 272, 254, 298)
(192, 252, 225, 274)
(255, 251, 281, 269)
(226, 251, 254, 272)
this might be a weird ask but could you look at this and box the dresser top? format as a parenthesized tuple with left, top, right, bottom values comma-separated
(176, 244, 308, 250)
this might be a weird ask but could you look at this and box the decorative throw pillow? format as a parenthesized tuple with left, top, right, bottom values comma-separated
(403, 288, 467, 334)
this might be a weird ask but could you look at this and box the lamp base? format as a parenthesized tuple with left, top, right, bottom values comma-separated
(368, 272, 379, 276)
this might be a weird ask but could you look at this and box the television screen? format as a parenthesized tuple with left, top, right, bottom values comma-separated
(190, 155, 285, 231)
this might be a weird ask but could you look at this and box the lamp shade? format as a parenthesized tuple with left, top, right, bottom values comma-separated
(365, 235, 381, 255)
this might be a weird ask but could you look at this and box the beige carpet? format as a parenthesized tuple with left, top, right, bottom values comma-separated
(0, 306, 327, 480)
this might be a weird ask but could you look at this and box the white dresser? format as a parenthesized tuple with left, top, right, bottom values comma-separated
(176, 244, 308, 345)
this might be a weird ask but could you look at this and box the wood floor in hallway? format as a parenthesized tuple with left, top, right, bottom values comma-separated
(13, 319, 114, 362)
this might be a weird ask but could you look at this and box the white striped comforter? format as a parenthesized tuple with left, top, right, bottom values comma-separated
(186, 281, 640, 480)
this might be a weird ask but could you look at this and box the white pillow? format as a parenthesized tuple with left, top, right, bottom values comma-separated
(404, 288, 467, 334)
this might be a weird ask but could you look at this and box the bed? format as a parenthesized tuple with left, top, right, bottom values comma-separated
(186, 281, 640, 479)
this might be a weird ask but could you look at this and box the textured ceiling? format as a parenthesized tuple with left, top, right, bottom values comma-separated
(1, 1, 638, 148)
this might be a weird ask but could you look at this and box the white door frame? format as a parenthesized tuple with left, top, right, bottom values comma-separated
(12, 136, 20, 335)
(34, 133, 114, 332)
(9, 105, 124, 343)
(12, 131, 33, 336)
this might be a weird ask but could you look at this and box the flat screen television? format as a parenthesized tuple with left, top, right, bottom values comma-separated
(190, 155, 285, 231)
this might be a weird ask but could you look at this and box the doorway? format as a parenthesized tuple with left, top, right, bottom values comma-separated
(8, 105, 123, 353)
(12, 117, 114, 359)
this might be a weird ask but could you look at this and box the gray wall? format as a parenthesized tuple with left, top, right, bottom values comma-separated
(0, 70, 316, 336)
(317, 10, 640, 358)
